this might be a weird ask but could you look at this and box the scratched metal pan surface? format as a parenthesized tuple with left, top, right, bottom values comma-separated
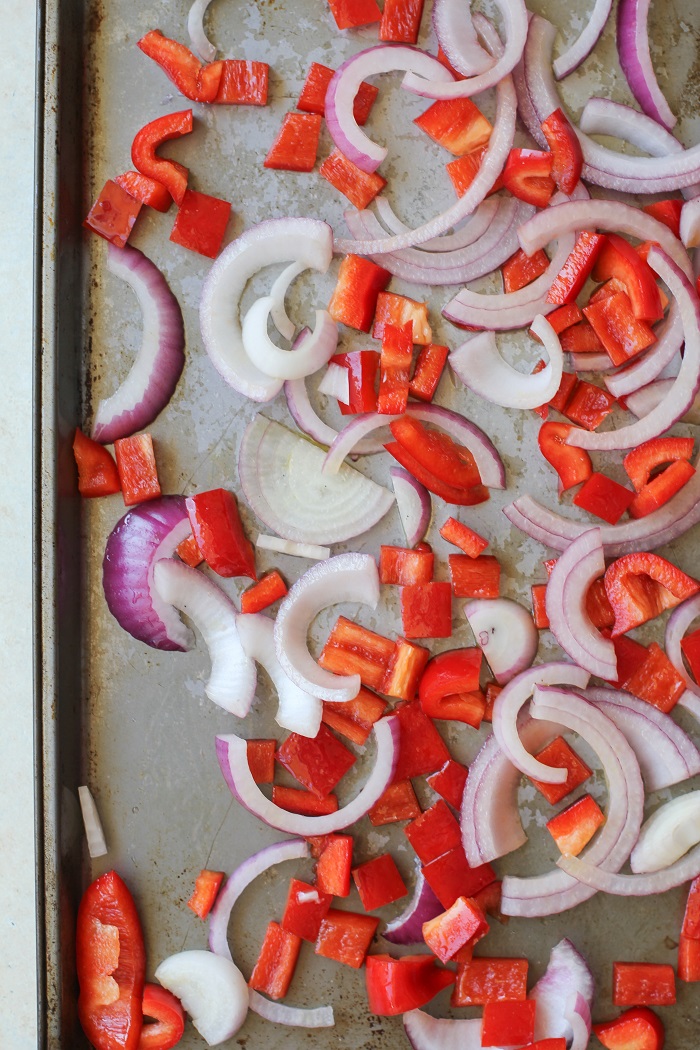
(37, 0, 700, 1045)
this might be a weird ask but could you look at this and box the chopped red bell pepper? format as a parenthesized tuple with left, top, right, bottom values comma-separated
(547, 371, 579, 415)
(531, 584, 550, 629)
(502, 248, 550, 293)
(386, 439, 490, 505)
(587, 577, 615, 629)
(545, 232, 606, 305)
(139, 984, 185, 1050)
(447, 146, 505, 197)
(563, 380, 617, 431)
(314, 834, 353, 896)
(401, 582, 453, 639)
(186, 869, 224, 920)
(428, 690, 486, 727)
(583, 292, 657, 366)
(249, 922, 301, 999)
(281, 879, 333, 942)
(169, 188, 231, 259)
(414, 97, 492, 155)
(642, 198, 683, 237)
(76, 870, 146, 1050)
(380, 544, 434, 585)
(613, 962, 676, 1007)
(419, 647, 483, 708)
(368, 779, 422, 825)
(214, 59, 269, 104)
(559, 321, 605, 354)
(73, 429, 121, 497)
(449, 554, 501, 598)
(423, 896, 489, 963)
(373, 292, 432, 344)
(240, 570, 288, 613)
(533, 303, 583, 339)
(452, 957, 529, 1006)
(137, 30, 223, 102)
(422, 846, 496, 909)
(264, 112, 322, 172)
(541, 107, 584, 194)
(481, 998, 536, 1047)
(502, 148, 556, 207)
(530, 736, 592, 805)
(176, 533, 203, 567)
(322, 687, 387, 745)
(326, 0, 382, 29)
(378, 321, 413, 414)
(297, 62, 378, 123)
(334, 350, 380, 414)
(246, 739, 276, 783)
(365, 954, 454, 1015)
(572, 472, 636, 524)
(681, 631, 700, 687)
(546, 793, 605, 856)
(84, 180, 143, 248)
(277, 724, 356, 799)
(409, 343, 449, 401)
(624, 436, 695, 492)
(380, 0, 426, 43)
(521, 1042, 567, 1050)
(609, 635, 649, 688)
(186, 488, 256, 579)
(592, 233, 664, 321)
(484, 683, 503, 722)
(391, 417, 481, 488)
(315, 909, 379, 968)
(426, 759, 469, 810)
(329, 255, 392, 332)
(272, 786, 338, 816)
(440, 518, 489, 557)
(320, 149, 387, 209)
(114, 434, 162, 507)
(593, 1007, 665, 1050)
(404, 800, 462, 864)
(392, 701, 451, 781)
(352, 854, 407, 910)
(319, 615, 396, 691)
(629, 459, 696, 518)
(620, 641, 686, 713)
(131, 110, 193, 206)
(537, 422, 592, 492)
(678, 935, 700, 981)
(383, 636, 431, 700)
(114, 171, 171, 213)
(605, 552, 700, 636)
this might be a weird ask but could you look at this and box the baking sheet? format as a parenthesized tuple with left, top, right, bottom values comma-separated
(38, 0, 700, 1045)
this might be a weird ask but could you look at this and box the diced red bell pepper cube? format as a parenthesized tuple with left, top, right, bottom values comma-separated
(621, 641, 686, 713)
(427, 691, 486, 727)
(401, 582, 453, 639)
(214, 59, 269, 104)
(281, 878, 333, 942)
(368, 779, 422, 825)
(272, 786, 338, 816)
(320, 149, 387, 209)
(319, 615, 396, 691)
(530, 736, 592, 805)
(502, 148, 555, 207)
(483, 683, 502, 722)
(681, 631, 700, 688)
(240, 571, 287, 614)
(559, 321, 605, 355)
(391, 417, 482, 487)
(405, 800, 462, 864)
(382, 637, 431, 700)
(449, 554, 501, 598)
(629, 459, 696, 518)
(678, 935, 700, 981)
(327, 0, 382, 29)
(352, 854, 407, 910)
(584, 292, 656, 366)
(315, 909, 379, 968)
(392, 701, 451, 781)
(546, 793, 605, 856)
(329, 255, 392, 332)
(592, 233, 664, 321)
(452, 957, 529, 1006)
(131, 110, 193, 206)
(531, 584, 550, 629)
(564, 380, 617, 431)
(587, 577, 615, 629)
(521, 1042, 567, 1050)
(378, 322, 413, 414)
(322, 687, 387, 746)
(610, 634, 649, 688)
(114, 170, 171, 213)
(541, 107, 584, 194)
(246, 739, 276, 784)
(298, 62, 378, 123)
(440, 518, 489, 557)
(373, 292, 432, 344)
(642, 198, 683, 237)
(84, 179, 143, 248)
(277, 724, 355, 799)
(380, 545, 434, 585)
(186, 488, 256, 579)
(481, 998, 536, 1047)
(613, 962, 676, 1007)
(137, 30, 223, 102)
(572, 472, 636, 525)
(419, 647, 483, 708)
(264, 112, 322, 172)
(365, 954, 454, 1015)
(140, 983, 185, 1049)
(423, 896, 489, 963)
(547, 371, 579, 415)
(187, 869, 224, 920)
(593, 1007, 665, 1050)
(380, 0, 426, 43)
(422, 846, 496, 910)
(604, 551, 700, 636)
(386, 440, 489, 506)
(73, 428, 121, 497)
(502, 249, 550, 293)
(314, 834, 353, 896)
(623, 435, 694, 491)
(409, 343, 449, 401)
(176, 533, 203, 567)
(334, 350, 380, 414)
(546, 232, 606, 305)
(533, 303, 583, 339)
(537, 422, 593, 493)
(249, 921, 301, 999)
(114, 434, 162, 506)
(414, 98, 492, 156)
(170, 188, 231, 258)
(447, 146, 505, 197)
(427, 759, 469, 811)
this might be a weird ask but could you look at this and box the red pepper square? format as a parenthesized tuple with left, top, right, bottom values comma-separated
(281, 878, 333, 942)
(249, 921, 301, 1000)
(315, 909, 379, 968)
(277, 724, 356, 799)
(368, 780, 422, 826)
(315, 834, 353, 897)
(481, 999, 536, 1047)
(352, 854, 407, 911)
(452, 956, 529, 1006)
(246, 739, 276, 784)
(612, 962, 676, 1006)
(404, 800, 462, 865)
(401, 582, 453, 638)
(530, 736, 592, 805)
(423, 896, 489, 964)
(422, 846, 496, 910)
(681, 628, 700, 686)
(170, 188, 232, 259)
(426, 759, 469, 811)
(572, 472, 635, 525)
(563, 380, 617, 431)
(546, 793, 605, 857)
(449, 555, 501, 598)
(391, 701, 450, 781)
(84, 179, 143, 248)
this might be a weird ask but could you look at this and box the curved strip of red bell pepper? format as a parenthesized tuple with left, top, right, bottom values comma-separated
(623, 436, 695, 491)
(541, 107, 584, 195)
(385, 441, 489, 505)
(114, 171, 172, 213)
(537, 421, 592, 492)
(365, 954, 454, 1015)
(137, 31, 224, 103)
(604, 551, 700, 636)
(131, 110, 193, 206)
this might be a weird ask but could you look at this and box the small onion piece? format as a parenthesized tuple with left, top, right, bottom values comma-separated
(283, 372, 385, 456)
(374, 195, 500, 251)
(92, 244, 185, 444)
(268, 261, 304, 340)
(390, 467, 432, 548)
(681, 198, 700, 248)
(666, 594, 700, 698)
(187, 0, 216, 62)
(432, 0, 494, 77)
(616, 0, 676, 130)
(565, 993, 593, 1050)
(318, 362, 350, 402)
(626, 379, 700, 425)
(256, 535, 331, 561)
(530, 939, 594, 1045)
(154, 950, 249, 1046)
(382, 867, 443, 944)
(322, 413, 400, 476)
(464, 598, 539, 684)
(630, 791, 700, 873)
(553, 0, 613, 78)
(273, 553, 380, 702)
(404, 1011, 483, 1050)
(78, 786, 108, 859)
(241, 296, 338, 381)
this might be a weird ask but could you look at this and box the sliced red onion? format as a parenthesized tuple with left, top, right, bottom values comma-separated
(450, 317, 563, 408)
(681, 197, 700, 248)
(325, 46, 454, 173)
(383, 867, 443, 945)
(464, 598, 538, 684)
(268, 261, 304, 340)
(530, 939, 594, 1045)
(318, 362, 350, 402)
(552, 0, 613, 79)
(236, 612, 322, 737)
(571, 351, 617, 373)
(200, 218, 333, 402)
(215, 716, 399, 834)
(374, 195, 500, 251)
(630, 791, 700, 873)
(103, 497, 193, 651)
(238, 415, 394, 545)
(560, 843, 700, 895)
(256, 535, 331, 561)
(273, 553, 379, 702)
(491, 662, 590, 784)
(603, 305, 683, 399)
(92, 244, 185, 443)
(154, 950, 248, 1046)
(283, 374, 385, 456)
(78, 786, 108, 859)
(390, 466, 432, 548)
(616, 0, 676, 130)
(432, 0, 495, 77)
(152, 559, 257, 717)
(666, 594, 700, 699)
(626, 379, 700, 425)
(187, 0, 216, 62)
(564, 993, 593, 1050)
(404, 1011, 483, 1050)
(545, 529, 617, 680)
(242, 295, 338, 381)
(322, 413, 400, 477)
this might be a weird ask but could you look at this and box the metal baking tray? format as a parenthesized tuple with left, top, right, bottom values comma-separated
(37, 0, 700, 1046)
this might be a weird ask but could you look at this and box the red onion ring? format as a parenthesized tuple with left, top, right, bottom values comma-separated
(432, 0, 495, 76)
(390, 466, 432, 547)
(530, 939, 594, 1045)
(283, 371, 385, 456)
(552, 0, 613, 79)
(464, 598, 539, 683)
(404, 1011, 483, 1050)
(616, 0, 676, 130)
(625, 378, 700, 424)
(382, 867, 443, 944)
(373, 195, 500, 251)
(560, 840, 700, 896)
